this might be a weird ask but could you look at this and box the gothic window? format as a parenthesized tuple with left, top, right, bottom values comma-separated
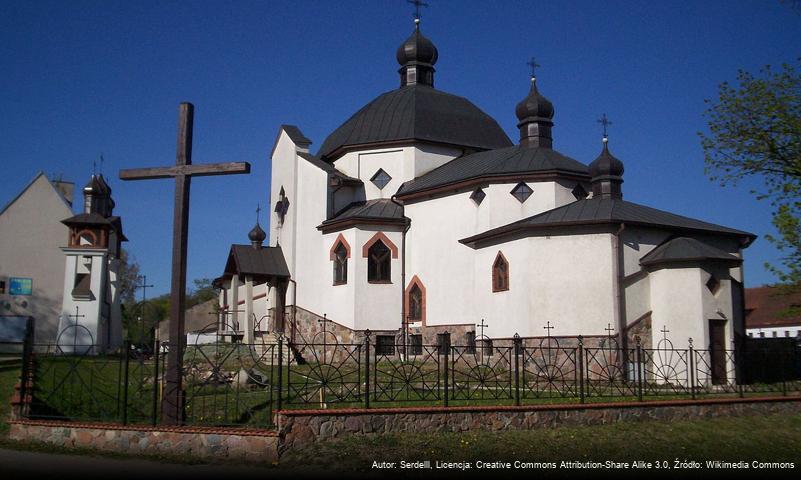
(409, 284, 423, 321)
(333, 241, 348, 285)
(510, 182, 533, 203)
(370, 169, 392, 190)
(367, 240, 391, 283)
(274, 187, 290, 224)
(572, 184, 588, 200)
(470, 188, 486, 205)
(492, 252, 509, 292)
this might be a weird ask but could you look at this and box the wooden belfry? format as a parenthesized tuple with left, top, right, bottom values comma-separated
(119, 103, 250, 424)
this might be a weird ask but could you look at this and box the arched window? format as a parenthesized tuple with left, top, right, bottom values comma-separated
(409, 284, 423, 321)
(368, 240, 391, 283)
(333, 242, 348, 285)
(492, 252, 509, 292)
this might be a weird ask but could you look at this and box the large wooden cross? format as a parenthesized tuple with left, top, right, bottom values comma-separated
(119, 102, 250, 424)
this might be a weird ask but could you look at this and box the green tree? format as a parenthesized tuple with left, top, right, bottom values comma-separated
(699, 59, 801, 288)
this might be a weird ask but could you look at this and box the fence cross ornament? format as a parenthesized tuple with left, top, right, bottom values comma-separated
(119, 102, 250, 425)
(543, 321, 554, 338)
(605, 323, 615, 338)
(661, 325, 670, 342)
(477, 319, 489, 339)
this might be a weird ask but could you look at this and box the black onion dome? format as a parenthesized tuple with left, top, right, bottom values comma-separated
(248, 222, 267, 243)
(588, 141, 624, 178)
(396, 25, 438, 66)
(515, 79, 555, 122)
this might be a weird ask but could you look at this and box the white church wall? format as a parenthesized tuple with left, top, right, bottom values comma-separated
(621, 227, 671, 277)
(405, 190, 478, 327)
(306, 229, 358, 329)
(58, 250, 109, 349)
(472, 233, 616, 339)
(624, 274, 651, 327)
(700, 265, 734, 349)
(412, 144, 462, 178)
(649, 267, 705, 350)
(269, 129, 301, 277)
(353, 227, 403, 331)
(485, 181, 557, 230)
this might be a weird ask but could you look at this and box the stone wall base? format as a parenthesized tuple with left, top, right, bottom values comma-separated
(278, 396, 801, 450)
(8, 420, 279, 463)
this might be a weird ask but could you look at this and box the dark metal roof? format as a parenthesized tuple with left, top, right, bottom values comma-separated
(398, 145, 589, 197)
(281, 124, 312, 146)
(297, 152, 362, 184)
(460, 197, 756, 247)
(318, 198, 406, 231)
(223, 245, 290, 280)
(640, 237, 742, 267)
(318, 84, 512, 160)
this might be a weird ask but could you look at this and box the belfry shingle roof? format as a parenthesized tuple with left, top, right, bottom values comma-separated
(319, 198, 406, 230)
(639, 237, 742, 266)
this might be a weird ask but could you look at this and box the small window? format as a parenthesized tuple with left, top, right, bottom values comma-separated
(333, 242, 348, 285)
(492, 252, 509, 292)
(409, 334, 423, 355)
(0, 281, 5, 294)
(748, 332, 753, 338)
(408, 284, 423, 321)
(436, 333, 450, 355)
(375, 335, 395, 355)
(772, 331, 778, 338)
(572, 184, 588, 200)
(785, 330, 791, 337)
(367, 240, 391, 283)
(470, 188, 486, 205)
(510, 182, 533, 203)
(371, 169, 392, 190)
(465, 331, 476, 354)
(797, 330, 801, 337)
(706, 275, 720, 295)
(759, 332, 765, 338)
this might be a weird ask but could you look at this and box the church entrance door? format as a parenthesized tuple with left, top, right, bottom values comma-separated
(709, 319, 727, 385)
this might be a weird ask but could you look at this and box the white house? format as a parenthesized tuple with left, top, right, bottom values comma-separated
(218, 19, 755, 372)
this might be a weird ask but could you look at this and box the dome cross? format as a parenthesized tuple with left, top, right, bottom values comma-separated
(597, 113, 613, 142)
(408, 0, 429, 23)
(526, 57, 540, 80)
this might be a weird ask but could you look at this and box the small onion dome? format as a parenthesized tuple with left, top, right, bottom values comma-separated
(589, 139, 625, 199)
(248, 222, 267, 247)
(396, 22, 438, 67)
(515, 78, 554, 122)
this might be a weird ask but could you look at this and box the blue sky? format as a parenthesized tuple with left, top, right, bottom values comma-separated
(1, 0, 799, 296)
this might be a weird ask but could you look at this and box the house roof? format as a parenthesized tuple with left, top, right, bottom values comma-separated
(318, 84, 512, 161)
(222, 244, 290, 281)
(318, 198, 406, 232)
(398, 144, 590, 197)
(0, 171, 73, 217)
(745, 286, 801, 329)
(460, 197, 756, 248)
(640, 237, 742, 267)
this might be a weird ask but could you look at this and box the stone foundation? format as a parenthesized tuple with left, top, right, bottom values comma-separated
(277, 396, 801, 450)
(8, 420, 279, 463)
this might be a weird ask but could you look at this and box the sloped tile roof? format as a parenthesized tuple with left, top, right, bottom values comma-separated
(746, 286, 801, 329)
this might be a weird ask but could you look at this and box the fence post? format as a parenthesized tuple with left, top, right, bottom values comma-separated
(17, 324, 34, 419)
(122, 340, 131, 425)
(635, 336, 643, 402)
(577, 335, 585, 404)
(781, 347, 788, 397)
(443, 331, 450, 408)
(513, 334, 521, 407)
(688, 338, 696, 400)
(277, 336, 284, 412)
(152, 341, 160, 426)
(364, 330, 371, 409)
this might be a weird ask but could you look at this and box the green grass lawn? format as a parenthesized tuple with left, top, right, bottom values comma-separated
(277, 413, 801, 473)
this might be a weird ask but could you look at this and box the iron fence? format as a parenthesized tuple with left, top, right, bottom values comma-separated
(16, 331, 801, 429)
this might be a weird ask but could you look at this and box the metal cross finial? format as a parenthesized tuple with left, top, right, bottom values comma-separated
(527, 57, 540, 80)
(604, 323, 615, 337)
(256, 203, 261, 224)
(408, 0, 429, 21)
(661, 325, 670, 342)
(99, 153, 105, 176)
(597, 113, 613, 141)
(477, 318, 489, 339)
(543, 321, 554, 337)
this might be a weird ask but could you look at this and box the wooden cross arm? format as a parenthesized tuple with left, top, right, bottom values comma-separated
(119, 162, 251, 180)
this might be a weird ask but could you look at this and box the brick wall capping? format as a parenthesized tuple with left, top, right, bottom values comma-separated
(277, 394, 801, 417)
(8, 419, 279, 437)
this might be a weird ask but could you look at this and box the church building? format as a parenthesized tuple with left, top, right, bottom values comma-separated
(216, 17, 755, 356)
